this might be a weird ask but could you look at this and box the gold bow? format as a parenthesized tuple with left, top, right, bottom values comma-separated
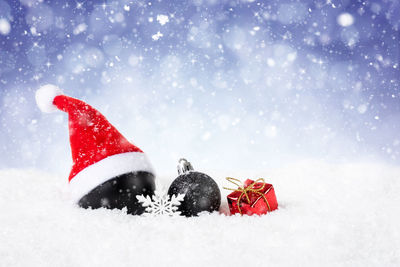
(224, 177, 271, 215)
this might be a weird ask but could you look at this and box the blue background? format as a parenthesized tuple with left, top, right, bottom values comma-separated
(0, 0, 399, 175)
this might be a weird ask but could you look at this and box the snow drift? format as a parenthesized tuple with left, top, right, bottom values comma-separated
(1, 160, 399, 266)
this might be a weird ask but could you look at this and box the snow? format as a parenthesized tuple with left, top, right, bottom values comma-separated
(1, 160, 399, 266)
(337, 13, 354, 27)
(152, 31, 163, 41)
(277, 3, 308, 25)
(1, 1, 399, 171)
(156, 15, 169, 26)
(0, 18, 11, 35)
(72, 23, 87, 35)
(340, 26, 359, 47)
(1, 1, 400, 264)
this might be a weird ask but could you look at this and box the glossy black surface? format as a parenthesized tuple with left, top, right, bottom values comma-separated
(168, 171, 221, 217)
(78, 171, 155, 215)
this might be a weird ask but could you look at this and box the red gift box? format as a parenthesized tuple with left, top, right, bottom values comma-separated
(225, 178, 278, 216)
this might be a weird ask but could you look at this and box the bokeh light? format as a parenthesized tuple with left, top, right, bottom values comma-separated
(0, 0, 399, 175)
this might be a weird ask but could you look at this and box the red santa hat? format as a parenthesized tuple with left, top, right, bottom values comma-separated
(35, 84, 154, 203)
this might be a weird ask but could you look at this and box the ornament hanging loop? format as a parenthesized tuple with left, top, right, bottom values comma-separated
(177, 158, 194, 175)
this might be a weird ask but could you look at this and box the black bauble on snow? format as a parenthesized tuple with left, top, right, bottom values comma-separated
(78, 171, 155, 215)
(168, 159, 221, 217)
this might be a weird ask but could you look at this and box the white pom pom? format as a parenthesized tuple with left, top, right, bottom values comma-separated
(35, 84, 63, 113)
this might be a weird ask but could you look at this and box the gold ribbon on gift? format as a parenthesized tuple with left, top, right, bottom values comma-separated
(224, 177, 271, 215)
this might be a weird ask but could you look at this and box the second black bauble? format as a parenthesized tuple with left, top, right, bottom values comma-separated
(168, 159, 221, 217)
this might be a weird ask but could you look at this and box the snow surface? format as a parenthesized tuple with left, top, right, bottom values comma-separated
(1, 160, 399, 266)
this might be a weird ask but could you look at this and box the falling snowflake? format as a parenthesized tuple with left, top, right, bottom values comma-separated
(151, 31, 163, 41)
(156, 14, 169, 25)
(136, 189, 185, 216)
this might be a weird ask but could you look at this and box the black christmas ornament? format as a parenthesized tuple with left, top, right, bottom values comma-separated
(168, 159, 221, 217)
(78, 171, 155, 215)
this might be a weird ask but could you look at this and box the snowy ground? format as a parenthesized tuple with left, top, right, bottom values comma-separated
(1, 160, 399, 267)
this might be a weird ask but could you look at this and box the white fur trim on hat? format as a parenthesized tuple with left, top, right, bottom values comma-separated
(35, 84, 63, 113)
(69, 152, 155, 204)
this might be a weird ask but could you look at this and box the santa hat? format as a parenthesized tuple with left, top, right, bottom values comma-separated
(35, 84, 154, 203)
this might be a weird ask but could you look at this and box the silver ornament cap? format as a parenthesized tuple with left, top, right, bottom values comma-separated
(177, 158, 194, 175)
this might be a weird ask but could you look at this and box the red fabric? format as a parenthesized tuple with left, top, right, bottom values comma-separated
(53, 95, 143, 182)
(227, 179, 278, 216)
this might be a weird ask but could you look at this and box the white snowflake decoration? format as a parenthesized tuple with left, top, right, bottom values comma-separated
(136, 189, 185, 216)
